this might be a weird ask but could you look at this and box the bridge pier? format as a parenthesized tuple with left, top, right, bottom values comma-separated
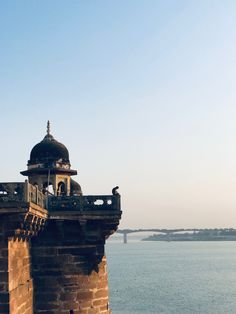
(123, 232, 127, 244)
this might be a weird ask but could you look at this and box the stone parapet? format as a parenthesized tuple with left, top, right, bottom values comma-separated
(48, 195, 120, 212)
(0, 181, 46, 209)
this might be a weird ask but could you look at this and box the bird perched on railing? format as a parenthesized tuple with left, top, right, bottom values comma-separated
(112, 186, 120, 196)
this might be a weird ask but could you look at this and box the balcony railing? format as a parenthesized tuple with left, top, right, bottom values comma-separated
(0, 181, 46, 208)
(47, 195, 120, 212)
(0, 182, 121, 212)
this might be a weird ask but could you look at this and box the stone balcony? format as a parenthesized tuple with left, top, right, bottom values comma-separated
(0, 181, 121, 239)
(0, 182, 47, 238)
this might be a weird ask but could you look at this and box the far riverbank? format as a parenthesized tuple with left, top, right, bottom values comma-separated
(143, 229, 236, 241)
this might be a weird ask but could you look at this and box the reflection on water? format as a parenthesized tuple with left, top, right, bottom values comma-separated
(106, 240, 236, 314)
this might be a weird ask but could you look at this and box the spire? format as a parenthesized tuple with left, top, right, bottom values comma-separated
(47, 120, 51, 136)
(44, 120, 53, 140)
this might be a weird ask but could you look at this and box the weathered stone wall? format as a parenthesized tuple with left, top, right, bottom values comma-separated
(0, 238, 9, 313)
(8, 238, 33, 314)
(32, 220, 111, 314)
(0, 236, 33, 314)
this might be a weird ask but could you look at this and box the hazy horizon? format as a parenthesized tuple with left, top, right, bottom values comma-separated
(1, 1, 236, 229)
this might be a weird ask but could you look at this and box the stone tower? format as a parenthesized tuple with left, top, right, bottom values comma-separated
(0, 123, 122, 314)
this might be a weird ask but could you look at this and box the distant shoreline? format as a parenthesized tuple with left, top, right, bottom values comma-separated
(142, 232, 236, 242)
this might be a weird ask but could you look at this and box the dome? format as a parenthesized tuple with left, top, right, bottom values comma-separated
(70, 179, 82, 196)
(21, 121, 77, 177)
(28, 129, 70, 165)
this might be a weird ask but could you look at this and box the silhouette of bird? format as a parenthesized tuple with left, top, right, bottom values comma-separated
(112, 186, 120, 195)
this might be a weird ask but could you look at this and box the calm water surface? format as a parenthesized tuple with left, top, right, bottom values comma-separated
(106, 241, 236, 314)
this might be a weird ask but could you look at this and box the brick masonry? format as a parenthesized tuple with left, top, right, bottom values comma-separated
(0, 220, 34, 314)
(8, 238, 33, 314)
(0, 236, 10, 314)
(32, 220, 111, 314)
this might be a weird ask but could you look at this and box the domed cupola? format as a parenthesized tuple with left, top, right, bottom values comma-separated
(20, 121, 81, 196)
(29, 132, 70, 165)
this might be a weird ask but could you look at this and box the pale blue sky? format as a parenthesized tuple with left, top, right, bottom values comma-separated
(1, 1, 236, 228)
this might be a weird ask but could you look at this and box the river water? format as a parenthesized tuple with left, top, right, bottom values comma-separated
(106, 239, 236, 314)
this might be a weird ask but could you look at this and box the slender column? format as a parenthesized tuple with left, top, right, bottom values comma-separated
(123, 233, 127, 244)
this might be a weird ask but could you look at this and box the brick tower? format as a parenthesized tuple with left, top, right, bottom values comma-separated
(0, 122, 122, 314)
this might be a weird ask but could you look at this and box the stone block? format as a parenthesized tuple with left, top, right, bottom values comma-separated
(35, 302, 60, 311)
(61, 301, 79, 310)
(94, 289, 109, 299)
(35, 292, 59, 302)
(0, 302, 9, 313)
(0, 258, 8, 270)
(0, 283, 7, 292)
(92, 299, 107, 307)
(87, 308, 100, 314)
(0, 292, 9, 303)
(59, 293, 77, 301)
(0, 272, 8, 282)
(77, 291, 94, 301)
(78, 300, 92, 309)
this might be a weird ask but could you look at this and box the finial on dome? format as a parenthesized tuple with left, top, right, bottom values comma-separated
(47, 120, 51, 135)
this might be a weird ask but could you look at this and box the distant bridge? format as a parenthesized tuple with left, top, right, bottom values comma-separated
(116, 228, 236, 243)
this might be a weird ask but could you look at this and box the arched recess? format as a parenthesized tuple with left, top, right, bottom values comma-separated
(57, 181, 66, 196)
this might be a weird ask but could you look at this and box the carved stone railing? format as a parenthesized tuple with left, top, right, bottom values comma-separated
(0, 181, 48, 237)
(0, 181, 46, 208)
(0, 182, 26, 202)
(26, 182, 46, 208)
(0, 182, 121, 213)
(47, 195, 121, 212)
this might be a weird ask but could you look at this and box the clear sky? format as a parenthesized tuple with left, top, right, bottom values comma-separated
(1, 1, 236, 229)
